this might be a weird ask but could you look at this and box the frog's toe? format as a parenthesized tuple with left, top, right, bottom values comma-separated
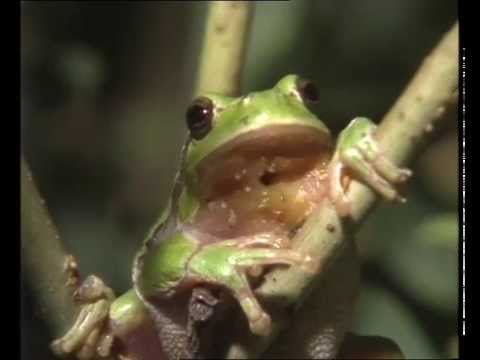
(338, 143, 410, 203)
(51, 299, 111, 358)
(235, 287, 273, 337)
(75, 327, 113, 360)
(327, 158, 353, 217)
(334, 117, 412, 205)
(50, 276, 115, 359)
(74, 275, 115, 302)
(362, 153, 411, 202)
(74, 327, 101, 360)
(366, 149, 412, 185)
(249, 311, 272, 336)
(333, 196, 352, 218)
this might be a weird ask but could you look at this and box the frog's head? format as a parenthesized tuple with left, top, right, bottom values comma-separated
(184, 74, 333, 202)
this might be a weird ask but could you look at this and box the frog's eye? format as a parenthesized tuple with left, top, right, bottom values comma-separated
(296, 78, 319, 103)
(186, 97, 214, 140)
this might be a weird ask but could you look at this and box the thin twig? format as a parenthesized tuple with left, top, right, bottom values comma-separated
(226, 22, 459, 359)
(194, 1, 254, 97)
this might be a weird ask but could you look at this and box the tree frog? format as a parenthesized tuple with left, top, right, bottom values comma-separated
(51, 75, 410, 359)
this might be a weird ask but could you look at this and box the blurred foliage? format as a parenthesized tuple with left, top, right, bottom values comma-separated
(354, 285, 440, 358)
(21, 1, 458, 359)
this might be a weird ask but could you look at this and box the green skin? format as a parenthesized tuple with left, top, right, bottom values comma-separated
(51, 75, 411, 360)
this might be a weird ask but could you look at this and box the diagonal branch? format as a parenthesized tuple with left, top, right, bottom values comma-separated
(226, 21, 459, 359)
(21, 156, 79, 336)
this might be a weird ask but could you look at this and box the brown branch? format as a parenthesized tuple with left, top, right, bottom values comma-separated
(226, 22, 459, 359)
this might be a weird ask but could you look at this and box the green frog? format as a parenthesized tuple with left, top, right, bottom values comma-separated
(51, 75, 410, 359)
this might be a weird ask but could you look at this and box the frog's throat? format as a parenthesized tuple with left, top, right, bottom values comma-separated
(182, 125, 333, 240)
(191, 124, 332, 200)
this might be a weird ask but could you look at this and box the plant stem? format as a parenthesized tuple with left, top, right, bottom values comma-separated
(194, 1, 254, 97)
(21, 156, 79, 336)
(226, 21, 459, 359)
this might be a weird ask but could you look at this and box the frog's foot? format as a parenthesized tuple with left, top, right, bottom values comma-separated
(190, 245, 308, 336)
(50, 275, 115, 359)
(329, 117, 412, 216)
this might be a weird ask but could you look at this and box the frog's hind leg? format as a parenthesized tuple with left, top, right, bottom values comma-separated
(189, 245, 307, 336)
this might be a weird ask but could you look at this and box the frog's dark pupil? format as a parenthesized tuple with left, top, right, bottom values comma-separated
(298, 79, 319, 103)
(186, 97, 213, 140)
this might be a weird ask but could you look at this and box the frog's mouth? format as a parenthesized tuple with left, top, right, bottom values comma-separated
(194, 125, 333, 237)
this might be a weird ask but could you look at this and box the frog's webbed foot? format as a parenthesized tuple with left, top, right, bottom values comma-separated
(190, 244, 310, 337)
(51, 275, 115, 359)
(329, 117, 412, 216)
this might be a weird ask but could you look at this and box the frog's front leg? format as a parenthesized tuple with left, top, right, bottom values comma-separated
(329, 117, 412, 216)
(50, 275, 115, 359)
(188, 243, 307, 336)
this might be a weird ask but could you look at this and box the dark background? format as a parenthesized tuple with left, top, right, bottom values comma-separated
(21, 1, 458, 359)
